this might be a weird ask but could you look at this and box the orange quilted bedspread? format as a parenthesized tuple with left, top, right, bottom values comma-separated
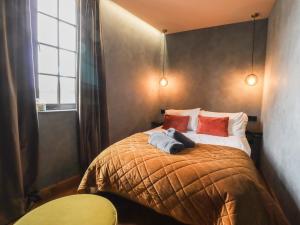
(78, 133, 289, 225)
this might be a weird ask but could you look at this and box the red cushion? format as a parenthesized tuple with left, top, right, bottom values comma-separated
(197, 115, 229, 137)
(163, 114, 190, 132)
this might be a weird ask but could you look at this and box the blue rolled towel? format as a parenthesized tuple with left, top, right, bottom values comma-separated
(148, 132, 184, 154)
(166, 128, 195, 148)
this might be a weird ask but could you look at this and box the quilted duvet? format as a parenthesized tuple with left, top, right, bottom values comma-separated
(78, 133, 289, 225)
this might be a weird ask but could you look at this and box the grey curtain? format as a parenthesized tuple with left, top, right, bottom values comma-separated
(0, 0, 39, 224)
(78, 0, 109, 172)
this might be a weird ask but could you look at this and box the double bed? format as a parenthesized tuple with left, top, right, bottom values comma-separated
(78, 125, 288, 225)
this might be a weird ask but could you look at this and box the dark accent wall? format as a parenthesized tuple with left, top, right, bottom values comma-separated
(37, 111, 79, 189)
(163, 20, 268, 120)
(261, 0, 300, 224)
(101, 1, 161, 143)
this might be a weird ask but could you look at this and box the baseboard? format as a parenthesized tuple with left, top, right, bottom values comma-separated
(38, 175, 81, 201)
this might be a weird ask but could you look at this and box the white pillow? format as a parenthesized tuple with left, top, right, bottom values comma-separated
(199, 110, 248, 137)
(165, 108, 201, 131)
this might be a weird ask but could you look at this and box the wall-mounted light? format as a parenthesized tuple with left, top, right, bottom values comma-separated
(245, 13, 259, 86)
(160, 29, 168, 87)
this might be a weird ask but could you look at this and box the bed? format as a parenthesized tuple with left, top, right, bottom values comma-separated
(78, 127, 288, 225)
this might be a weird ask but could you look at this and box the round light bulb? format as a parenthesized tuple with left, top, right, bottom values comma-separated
(160, 77, 168, 87)
(245, 74, 258, 86)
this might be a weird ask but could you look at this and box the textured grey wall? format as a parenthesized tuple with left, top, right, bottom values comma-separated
(261, 0, 300, 224)
(36, 111, 79, 189)
(162, 20, 268, 120)
(101, 1, 161, 143)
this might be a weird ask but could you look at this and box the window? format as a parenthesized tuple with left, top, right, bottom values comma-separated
(37, 0, 77, 110)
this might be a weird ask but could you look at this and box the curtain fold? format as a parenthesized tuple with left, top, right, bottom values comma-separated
(0, 0, 39, 224)
(78, 0, 109, 172)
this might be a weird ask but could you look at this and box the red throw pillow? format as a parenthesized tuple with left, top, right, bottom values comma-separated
(163, 114, 190, 132)
(197, 115, 229, 137)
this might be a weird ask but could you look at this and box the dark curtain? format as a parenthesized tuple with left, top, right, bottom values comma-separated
(0, 0, 39, 224)
(78, 0, 109, 172)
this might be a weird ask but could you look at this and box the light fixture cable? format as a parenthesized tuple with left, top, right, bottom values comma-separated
(159, 29, 168, 87)
(251, 13, 259, 73)
(245, 13, 259, 86)
(162, 29, 167, 78)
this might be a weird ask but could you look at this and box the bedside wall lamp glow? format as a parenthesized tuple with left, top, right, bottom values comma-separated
(160, 29, 168, 87)
(245, 13, 259, 86)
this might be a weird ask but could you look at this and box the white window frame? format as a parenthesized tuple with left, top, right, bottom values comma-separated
(36, 0, 78, 110)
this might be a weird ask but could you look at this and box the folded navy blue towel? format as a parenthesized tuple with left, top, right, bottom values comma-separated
(148, 132, 184, 154)
(166, 128, 195, 148)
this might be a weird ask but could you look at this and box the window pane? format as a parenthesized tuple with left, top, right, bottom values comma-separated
(38, 14, 57, 46)
(59, 0, 76, 24)
(59, 50, 76, 77)
(38, 45, 58, 74)
(59, 22, 76, 51)
(38, 0, 57, 17)
(39, 75, 58, 104)
(60, 77, 76, 104)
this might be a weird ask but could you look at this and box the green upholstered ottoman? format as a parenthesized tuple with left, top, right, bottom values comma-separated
(15, 194, 117, 225)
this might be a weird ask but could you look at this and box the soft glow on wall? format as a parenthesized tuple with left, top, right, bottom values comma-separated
(158, 71, 189, 109)
(245, 74, 258, 86)
(101, 0, 161, 37)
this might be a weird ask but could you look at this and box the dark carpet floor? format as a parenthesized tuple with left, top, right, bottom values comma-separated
(100, 192, 186, 225)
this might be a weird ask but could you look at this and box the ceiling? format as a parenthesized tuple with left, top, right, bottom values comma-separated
(113, 0, 276, 33)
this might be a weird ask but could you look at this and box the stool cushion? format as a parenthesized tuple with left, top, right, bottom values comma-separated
(15, 194, 117, 225)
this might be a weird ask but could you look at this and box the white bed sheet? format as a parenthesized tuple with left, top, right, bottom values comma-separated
(144, 127, 251, 156)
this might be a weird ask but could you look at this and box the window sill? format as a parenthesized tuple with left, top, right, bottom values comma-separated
(38, 109, 77, 113)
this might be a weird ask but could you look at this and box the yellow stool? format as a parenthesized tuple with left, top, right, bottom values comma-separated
(15, 194, 117, 225)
